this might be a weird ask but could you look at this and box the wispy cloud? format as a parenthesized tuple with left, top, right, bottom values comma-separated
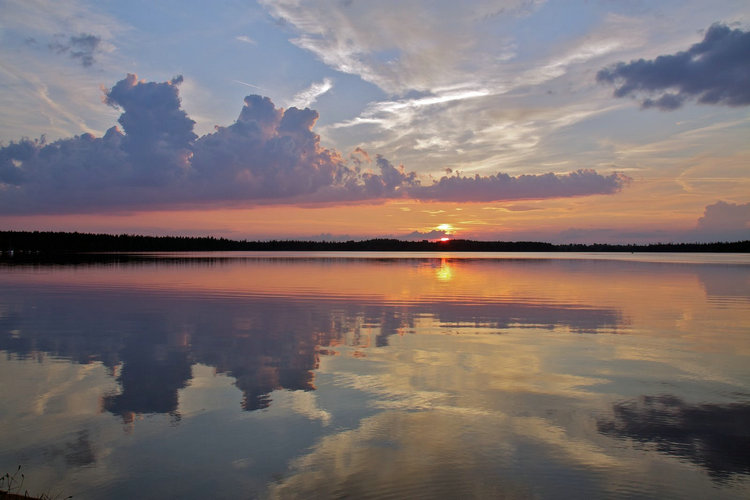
(235, 35, 256, 45)
(307, 10, 643, 176)
(327, 86, 491, 130)
(287, 78, 334, 109)
(0, 0, 126, 140)
(258, 0, 537, 94)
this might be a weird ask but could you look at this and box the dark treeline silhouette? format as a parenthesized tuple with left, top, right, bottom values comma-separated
(1, 230, 749, 256)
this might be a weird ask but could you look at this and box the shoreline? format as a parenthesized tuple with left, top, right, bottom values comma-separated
(2, 230, 749, 255)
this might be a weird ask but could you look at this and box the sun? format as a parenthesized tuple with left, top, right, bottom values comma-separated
(437, 223, 454, 241)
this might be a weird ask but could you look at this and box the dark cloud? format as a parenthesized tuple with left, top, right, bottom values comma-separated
(105, 74, 197, 185)
(190, 94, 345, 201)
(348, 147, 371, 171)
(401, 229, 449, 241)
(48, 33, 102, 67)
(697, 200, 750, 230)
(362, 155, 418, 197)
(410, 169, 629, 202)
(597, 23, 750, 109)
(0, 74, 629, 214)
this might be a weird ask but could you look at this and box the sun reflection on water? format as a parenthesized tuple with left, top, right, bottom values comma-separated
(435, 258, 453, 282)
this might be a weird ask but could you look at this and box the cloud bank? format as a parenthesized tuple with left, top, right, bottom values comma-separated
(0, 74, 629, 214)
(597, 23, 750, 110)
(412, 170, 628, 202)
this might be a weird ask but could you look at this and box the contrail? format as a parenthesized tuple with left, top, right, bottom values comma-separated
(232, 79, 265, 91)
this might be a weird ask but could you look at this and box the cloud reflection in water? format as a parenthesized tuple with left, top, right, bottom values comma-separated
(0, 255, 748, 498)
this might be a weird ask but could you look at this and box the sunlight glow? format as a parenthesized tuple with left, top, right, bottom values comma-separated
(435, 258, 453, 281)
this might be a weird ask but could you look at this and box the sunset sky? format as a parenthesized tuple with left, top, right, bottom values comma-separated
(1, 0, 748, 243)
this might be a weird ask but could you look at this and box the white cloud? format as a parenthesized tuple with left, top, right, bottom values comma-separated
(259, 0, 748, 186)
(258, 0, 539, 94)
(287, 78, 334, 109)
(235, 35, 256, 45)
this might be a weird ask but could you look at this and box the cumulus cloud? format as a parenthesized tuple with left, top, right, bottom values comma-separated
(597, 23, 750, 110)
(0, 74, 629, 214)
(104, 74, 196, 185)
(48, 33, 102, 67)
(190, 94, 345, 201)
(693, 201, 750, 240)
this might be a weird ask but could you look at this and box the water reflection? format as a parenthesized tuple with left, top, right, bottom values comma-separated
(598, 395, 750, 480)
(51, 430, 97, 467)
(0, 282, 624, 418)
(0, 254, 748, 498)
(102, 332, 192, 419)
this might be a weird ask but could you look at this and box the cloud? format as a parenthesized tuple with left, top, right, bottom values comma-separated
(258, 0, 537, 94)
(693, 200, 750, 240)
(597, 23, 750, 109)
(528, 201, 750, 244)
(190, 94, 345, 201)
(401, 229, 450, 241)
(348, 147, 371, 168)
(104, 74, 197, 184)
(235, 35, 256, 45)
(287, 78, 334, 109)
(48, 33, 102, 67)
(410, 170, 630, 202)
(0, 74, 629, 214)
(260, 0, 636, 177)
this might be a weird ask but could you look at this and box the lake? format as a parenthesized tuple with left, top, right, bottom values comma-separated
(1, 252, 749, 499)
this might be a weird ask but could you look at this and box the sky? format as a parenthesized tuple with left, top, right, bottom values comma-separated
(0, 0, 748, 243)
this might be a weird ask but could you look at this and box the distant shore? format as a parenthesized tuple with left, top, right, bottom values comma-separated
(1, 230, 749, 257)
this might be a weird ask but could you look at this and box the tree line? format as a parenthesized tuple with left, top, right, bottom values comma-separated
(1, 230, 748, 255)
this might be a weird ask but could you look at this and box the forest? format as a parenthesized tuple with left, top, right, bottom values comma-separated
(2, 230, 749, 256)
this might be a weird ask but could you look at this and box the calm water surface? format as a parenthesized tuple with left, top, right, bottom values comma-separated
(1, 252, 749, 499)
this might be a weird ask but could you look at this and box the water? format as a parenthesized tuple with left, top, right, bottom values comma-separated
(1, 252, 748, 499)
